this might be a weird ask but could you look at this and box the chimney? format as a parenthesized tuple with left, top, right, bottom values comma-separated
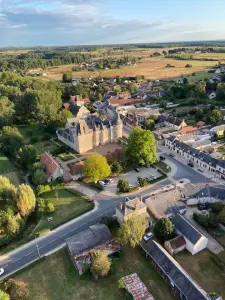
(120, 202, 123, 210)
(140, 196, 143, 202)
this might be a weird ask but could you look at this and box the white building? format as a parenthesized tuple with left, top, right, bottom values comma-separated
(173, 214, 208, 255)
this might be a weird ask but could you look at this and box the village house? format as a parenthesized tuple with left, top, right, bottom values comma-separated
(116, 197, 150, 225)
(40, 151, 63, 182)
(172, 214, 208, 255)
(118, 91, 131, 99)
(158, 115, 187, 130)
(66, 224, 120, 275)
(68, 161, 84, 180)
(57, 113, 123, 154)
(164, 235, 186, 255)
(61, 95, 90, 117)
(140, 240, 221, 300)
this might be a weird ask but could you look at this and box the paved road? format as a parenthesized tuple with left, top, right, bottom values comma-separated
(0, 149, 213, 280)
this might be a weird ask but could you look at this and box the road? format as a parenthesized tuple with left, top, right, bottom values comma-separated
(0, 146, 214, 280)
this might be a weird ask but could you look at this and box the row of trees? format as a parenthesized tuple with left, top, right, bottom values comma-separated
(0, 176, 36, 237)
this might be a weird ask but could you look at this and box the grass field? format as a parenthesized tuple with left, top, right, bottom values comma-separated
(0, 152, 17, 174)
(176, 249, 225, 298)
(13, 246, 174, 300)
(43, 57, 214, 81)
(32, 188, 94, 237)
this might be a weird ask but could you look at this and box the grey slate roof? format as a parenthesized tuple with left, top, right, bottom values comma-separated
(66, 224, 112, 256)
(141, 240, 210, 300)
(172, 214, 203, 245)
(158, 115, 184, 127)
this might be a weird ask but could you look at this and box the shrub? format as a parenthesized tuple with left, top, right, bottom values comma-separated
(46, 201, 55, 212)
(90, 251, 111, 279)
(26, 129, 33, 137)
(211, 202, 224, 214)
(41, 133, 52, 141)
(101, 216, 119, 229)
(137, 176, 148, 187)
(117, 179, 130, 193)
(37, 185, 51, 195)
(193, 212, 218, 229)
(30, 136, 39, 144)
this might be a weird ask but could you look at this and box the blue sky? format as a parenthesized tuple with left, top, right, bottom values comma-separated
(0, 0, 225, 47)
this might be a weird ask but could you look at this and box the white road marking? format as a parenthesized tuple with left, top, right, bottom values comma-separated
(49, 239, 57, 243)
(60, 233, 67, 238)
(12, 257, 22, 263)
(2, 264, 8, 268)
(24, 252, 33, 257)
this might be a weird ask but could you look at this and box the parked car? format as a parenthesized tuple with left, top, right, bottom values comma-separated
(187, 162, 194, 167)
(129, 183, 133, 188)
(143, 232, 154, 242)
(198, 203, 209, 211)
(149, 175, 157, 179)
(169, 153, 175, 157)
(160, 156, 166, 161)
(0, 268, 4, 276)
(104, 179, 113, 185)
(198, 168, 204, 173)
(99, 181, 106, 187)
(134, 168, 140, 173)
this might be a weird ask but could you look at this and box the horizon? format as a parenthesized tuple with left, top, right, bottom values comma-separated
(1, 0, 225, 47)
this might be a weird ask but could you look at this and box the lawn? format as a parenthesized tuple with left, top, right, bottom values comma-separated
(3, 171, 23, 187)
(13, 246, 174, 300)
(154, 161, 171, 173)
(0, 152, 17, 174)
(34, 140, 61, 155)
(32, 188, 94, 237)
(57, 153, 75, 161)
(175, 249, 225, 298)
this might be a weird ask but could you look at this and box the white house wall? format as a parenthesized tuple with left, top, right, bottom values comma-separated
(192, 236, 208, 255)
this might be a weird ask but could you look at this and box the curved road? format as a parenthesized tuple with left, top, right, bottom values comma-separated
(0, 153, 212, 280)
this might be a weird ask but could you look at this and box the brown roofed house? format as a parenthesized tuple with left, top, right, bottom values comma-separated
(119, 91, 131, 99)
(40, 152, 63, 182)
(69, 161, 84, 180)
(164, 235, 186, 255)
(197, 121, 206, 128)
(116, 197, 148, 224)
(66, 224, 120, 275)
(108, 98, 145, 107)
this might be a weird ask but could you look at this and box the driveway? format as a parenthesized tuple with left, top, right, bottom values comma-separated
(102, 167, 161, 196)
(185, 206, 224, 254)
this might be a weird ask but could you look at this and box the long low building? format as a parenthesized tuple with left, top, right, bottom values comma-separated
(140, 240, 221, 300)
(165, 136, 225, 178)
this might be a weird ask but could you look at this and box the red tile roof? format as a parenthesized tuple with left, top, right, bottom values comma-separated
(40, 152, 59, 178)
(69, 161, 84, 176)
(180, 126, 198, 134)
(197, 121, 205, 127)
(119, 92, 131, 99)
(62, 103, 71, 110)
(168, 235, 186, 250)
(108, 98, 144, 106)
(122, 273, 155, 300)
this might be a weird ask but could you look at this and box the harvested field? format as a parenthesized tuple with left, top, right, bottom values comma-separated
(43, 57, 214, 81)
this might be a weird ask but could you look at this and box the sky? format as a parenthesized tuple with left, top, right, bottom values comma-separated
(0, 0, 225, 47)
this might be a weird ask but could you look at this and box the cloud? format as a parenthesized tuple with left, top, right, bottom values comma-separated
(0, 0, 224, 47)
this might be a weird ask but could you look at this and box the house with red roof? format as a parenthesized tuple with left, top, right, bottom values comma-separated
(40, 152, 63, 182)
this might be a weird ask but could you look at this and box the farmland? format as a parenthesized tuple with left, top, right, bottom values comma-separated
(43, 57, 214, 81)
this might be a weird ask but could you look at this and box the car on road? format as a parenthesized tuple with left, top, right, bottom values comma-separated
(104, 179, 113, 185)
(99, 181, 106, 187)
(143, 232, 154, 242)
(198, 203, 209, 211)
(187, 162, 194, 167)
(134, 168, 140, 172)
(160, 156, 166, 161)
(169, 153, 175, 157)
(0, 268, 4, 276)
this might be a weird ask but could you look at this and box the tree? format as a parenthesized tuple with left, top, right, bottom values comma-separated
(137, 176, 148, 187)
(90, 251, 111, 278)
(195, 108, 204, 121)
(0, 290, 10, 300)
(62, 72, 72, 83)
(117, 179, 130, 193)
(154, 217, 174, 241)
(5, 279, 29, 300)
(56, 110, 73, 127)
(0, 176, 17, 205)
(218, 208, 225, 224)
(32, 169, 47, 186)
(111, 161, 123, 174)
(126, 127, 157, 166)
(145, 119, 155, 130)
(6, 215, 21, 235)
(207, 109, 223, 125)
(0, 126, 24, 157)
(117, 215, 148, 248)
(18, 145, 37, 167)
(211, 202, 224, 214)
(16, 184, 36, 217)
(0, 97, 15, 127)
(83, 153, 111, 182)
